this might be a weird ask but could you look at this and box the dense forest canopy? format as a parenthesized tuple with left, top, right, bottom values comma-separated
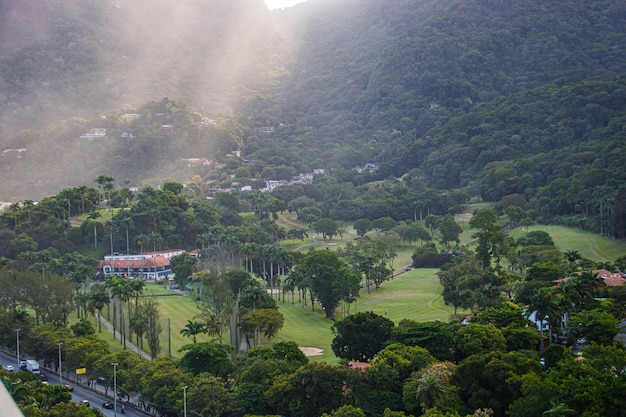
(0, 0, 625, 236)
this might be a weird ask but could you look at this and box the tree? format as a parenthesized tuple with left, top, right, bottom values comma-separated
(335, 220, 349, 239)
(389, 320, 455, 361)
(178, 342, 234, 377)
(88, 284, 110, 333)
(142, 298, 162, 359)
(469, 208, 505, 269)
(193, 272, 235, 342)
(293, 250, 361, 319)
(313, 218, 338, 240)
(331, 311, 394, 361)
(235, 342, 308, 415)
(404, 362, 460, 415)
(404, 374, 445, 412)
(439, 214, 462, 247)
(355, 343, 437, 416)
(372, 217, 397, 233)
(170, 253, 198, 288)
(453, 351, 541, 417)
(180, 320, 207, 343)
(525, 286, 561, 350)
(425, 215, 441, 236)
(454, 324, 506, 360)
(138, 358, 188, 416)
(239, 308, 285, 346)
(567, 309, 619, 345)
(186, 374, 236, 417)
(267, 362, 347, 417)
(437, 251, 484, 314)
(322, 405, 367, 417)
(353, 218, 373, 237)
(286, 228, 309, 243)
(298, 205, 322, 227)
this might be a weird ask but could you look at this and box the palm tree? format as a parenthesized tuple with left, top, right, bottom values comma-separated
(106, 276, 130, 345)
(563, 250, 581, 267)
(205, 314, 223, 342)
(575, 271, 605, 307)
(94, 175, 115, 207)
(128, 278, 146, 340)
(527, 286, 561, 351)
(22, 199, 34, 223)
(9, 202, 20, 227)
(87, 210, 101, 248)
(130, 305, 147, 355)
(415, 375, 445, 411)
(71, 263, 95, 317)
(542, 402, 576, 416)
(180, 320, 207, 343)
(88, 284, 110, 333)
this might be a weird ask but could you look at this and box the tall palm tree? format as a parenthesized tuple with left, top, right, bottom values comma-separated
(106, 277, 130, 344)
(130, 304, 147, 355)
(527, 286, 561, 351)
(180, 320, 207, 343)
(87, 210, 101, 248)
(88, 284, 110, 333)
(118, 280, 133, 349)
(128, 278, 146, 340)
(9, 202, 20, 227)
(21, 199, 34, 223)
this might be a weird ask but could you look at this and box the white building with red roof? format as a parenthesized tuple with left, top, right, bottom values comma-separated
(97, 249, 187, 281)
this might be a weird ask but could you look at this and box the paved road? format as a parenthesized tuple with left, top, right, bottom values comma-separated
(0, 351, 149, 417)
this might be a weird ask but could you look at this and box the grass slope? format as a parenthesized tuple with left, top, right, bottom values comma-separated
(508, 225, 626, 262)
(274, 267, 457, 364)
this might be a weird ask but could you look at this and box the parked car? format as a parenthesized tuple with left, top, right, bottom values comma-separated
(80, 400, 90, 407)
(102, 401, 114, 409)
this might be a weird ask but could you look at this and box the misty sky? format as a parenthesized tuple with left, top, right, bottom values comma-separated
(264, 0, 308, 9)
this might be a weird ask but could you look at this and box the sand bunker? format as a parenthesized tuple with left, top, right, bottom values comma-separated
(299, 346, 324, 356)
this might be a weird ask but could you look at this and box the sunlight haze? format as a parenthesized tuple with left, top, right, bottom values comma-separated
(264, 0, 308, 10)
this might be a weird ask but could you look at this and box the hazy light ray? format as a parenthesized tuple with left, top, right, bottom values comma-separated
(264, 0, 308, 10)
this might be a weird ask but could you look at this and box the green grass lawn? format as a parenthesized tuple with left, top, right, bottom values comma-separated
(89, 214, 625, 364)
(274, 267, 458, 364)
(99, 282, 214, 358)
(94, 266, 456, 363)
(508, 224, 626, 262)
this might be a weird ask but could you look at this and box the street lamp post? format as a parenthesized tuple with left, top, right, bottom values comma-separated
(15, 329, 20, 369)
(58, 343, 63, 385)
(112, 362, 118, 417)
(183, 385, 188, 417)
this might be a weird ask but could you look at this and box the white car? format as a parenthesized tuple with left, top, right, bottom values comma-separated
(5, 365, 14, 372)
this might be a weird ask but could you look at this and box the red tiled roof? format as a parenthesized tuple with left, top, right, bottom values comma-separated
(347, 362, 370, 371)
(604, 276, 626, 287)
(98, 256, 170, 269)
(555, 269, 626, 287)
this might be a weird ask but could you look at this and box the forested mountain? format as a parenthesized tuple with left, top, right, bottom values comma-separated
(1, 0, 626, 237)
(0, 0, 283, 136)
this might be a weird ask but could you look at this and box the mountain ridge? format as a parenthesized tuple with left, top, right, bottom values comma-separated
(0, 0, 624, 227)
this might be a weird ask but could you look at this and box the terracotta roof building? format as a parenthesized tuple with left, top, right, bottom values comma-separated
(98, 255, 172, 281)
(555, 269, 626, 287)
